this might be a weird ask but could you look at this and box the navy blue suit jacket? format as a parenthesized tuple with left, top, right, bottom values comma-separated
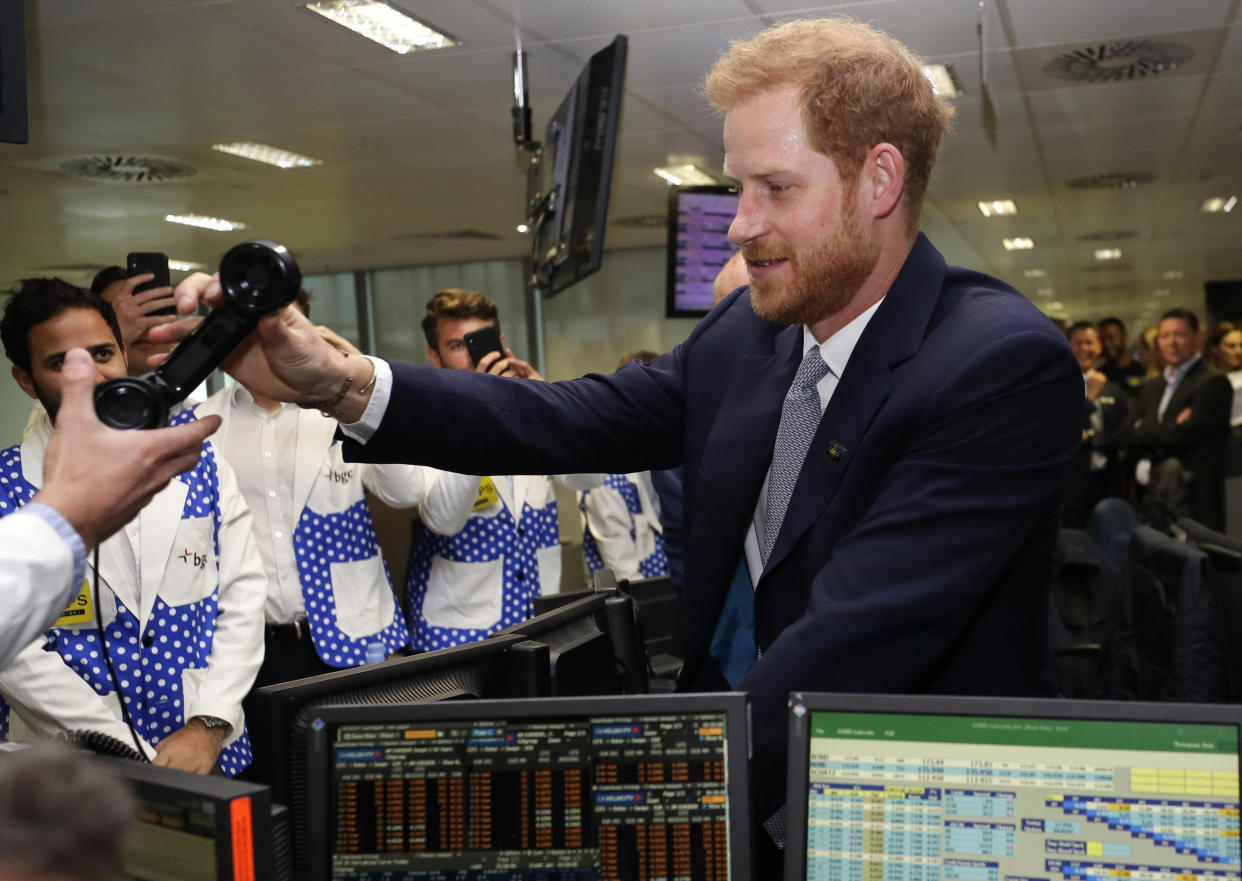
(343, 235, 1084, 817)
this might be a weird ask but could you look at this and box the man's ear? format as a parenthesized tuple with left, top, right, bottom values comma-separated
(12, 364, 38, 401)
(863, 142, 905, 220)
(427, 347, 443, 369)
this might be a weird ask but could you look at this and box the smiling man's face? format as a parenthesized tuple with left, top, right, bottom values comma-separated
(723, 84, 880, 328)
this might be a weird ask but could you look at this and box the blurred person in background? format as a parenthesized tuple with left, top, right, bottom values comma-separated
(1137, 325, 1164, 379)
(1063, 322, 1129, 526)
(1098, 317, 1146, 399)
(0, 742, 135, 881)
(1125, 308, 1232, 528)
(1205, 322, 1242, 430)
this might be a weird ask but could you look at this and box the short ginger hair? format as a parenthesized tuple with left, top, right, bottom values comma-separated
(705, 18, 953, 224)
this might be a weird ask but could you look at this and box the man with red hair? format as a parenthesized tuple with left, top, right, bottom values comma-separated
(168, 18, 1083, 869)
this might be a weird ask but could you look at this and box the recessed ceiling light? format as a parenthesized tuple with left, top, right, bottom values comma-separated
(516, 223, 530, 234)
(978, 199, 1018, 217)
(1161, 270, 1184, 280)
(1046, 301, 1064, 311)
(1037, 288, 1057, 297)
(922, 64, 962, 98)
(1003, 237, 1034, 250)
(304, 1, 458, 54)
(1200, 195, 1238, 213)
(1153, 288, 1172, 297)
(1094, 248, 1122, 260)
(212, 142, 323, 169)
(168, 259, 204, 272)
(653, 165, 719, 186)
(165, 213, 248, 232)
(1024, 269, 1047, 278)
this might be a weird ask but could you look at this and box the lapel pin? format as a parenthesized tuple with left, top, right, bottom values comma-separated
(826, 440, 846, 460)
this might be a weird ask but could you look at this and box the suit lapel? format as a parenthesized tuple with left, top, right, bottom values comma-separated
(760, 233, 946, 577)
(692, 324, 803, 592)
(493, 474, 516, 516)
(294, 408, 337, 518)
(139, 476, 188, 625)
(762, 355, 892, 574)
(89, 532, 135, 617)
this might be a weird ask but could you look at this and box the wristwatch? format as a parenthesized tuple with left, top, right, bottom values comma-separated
(195, 715, 232, 735)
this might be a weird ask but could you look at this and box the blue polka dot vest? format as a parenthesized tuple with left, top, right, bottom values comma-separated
(581, 473, 670, 579)
(291, 463, 410, 666)
(405, 490, 559, 652)
(185, 402, 409, 667)
(0, 425, 252, 777)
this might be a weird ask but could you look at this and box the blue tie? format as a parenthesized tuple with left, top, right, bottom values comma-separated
(708, 557, 757, 686)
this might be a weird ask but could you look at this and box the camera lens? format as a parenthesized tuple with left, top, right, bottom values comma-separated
(94, 379, 164, 430)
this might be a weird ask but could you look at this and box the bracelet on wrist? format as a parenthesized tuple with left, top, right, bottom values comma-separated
(301, 350, 377, 419)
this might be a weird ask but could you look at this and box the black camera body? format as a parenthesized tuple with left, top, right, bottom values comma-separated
(94, 239, 301, 430)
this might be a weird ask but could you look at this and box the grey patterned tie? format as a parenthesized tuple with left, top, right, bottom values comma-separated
(761, 346, 830, 564)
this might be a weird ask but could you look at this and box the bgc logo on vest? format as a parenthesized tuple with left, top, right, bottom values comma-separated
(179, 547, 208, 569)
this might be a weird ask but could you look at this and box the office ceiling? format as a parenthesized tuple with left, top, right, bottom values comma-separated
(1, 0, 1240, 333)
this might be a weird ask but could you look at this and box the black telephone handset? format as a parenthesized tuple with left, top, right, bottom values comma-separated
(94, 240, 301, 430)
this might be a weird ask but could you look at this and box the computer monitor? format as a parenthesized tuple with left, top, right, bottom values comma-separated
(302, 693, 752, 881)
(98, 756, 290, 881)
(0, 0, 28, 144)
(666, 185, 740, 317)
(491, 592, 624, 696)
(251, 633, 535, 801)
(250, 632, 540, 877)
(527, 35, 627, 297)
(783, 693, 1242, 881)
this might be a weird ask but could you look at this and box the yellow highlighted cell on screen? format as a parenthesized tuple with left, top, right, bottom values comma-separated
(403, 729, 439, 740)
(698, 727, 723, 737)
(1087, 843, 1103, 856)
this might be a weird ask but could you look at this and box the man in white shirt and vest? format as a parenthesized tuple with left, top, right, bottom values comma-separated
(0, 278, 264, 777)
(194, 287, 480, 688)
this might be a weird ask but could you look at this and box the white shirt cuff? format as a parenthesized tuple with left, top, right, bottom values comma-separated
(338, 356, 391, 444)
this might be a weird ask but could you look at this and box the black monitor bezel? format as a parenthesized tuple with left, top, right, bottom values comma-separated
(98, 756, 278, 881)
(491, 592, 621, 695)
(304, 692, 753, 881)
(251, 632, 531, 805)
(528, 34, 627, 298)
(783, 692, 1242, 880)
(665, 184, 740, 319)
(0, 0, 28, 145)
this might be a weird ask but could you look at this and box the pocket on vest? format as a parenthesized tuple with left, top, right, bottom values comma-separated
(422, 557, 503, 630)
(330, 558, 395, 640)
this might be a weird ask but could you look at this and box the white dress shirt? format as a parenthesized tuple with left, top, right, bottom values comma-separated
(219, 385, 303, 622)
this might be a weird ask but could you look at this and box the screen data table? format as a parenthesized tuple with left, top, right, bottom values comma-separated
(330, 712, 733, 880)
(805, 713, 1240, 881)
